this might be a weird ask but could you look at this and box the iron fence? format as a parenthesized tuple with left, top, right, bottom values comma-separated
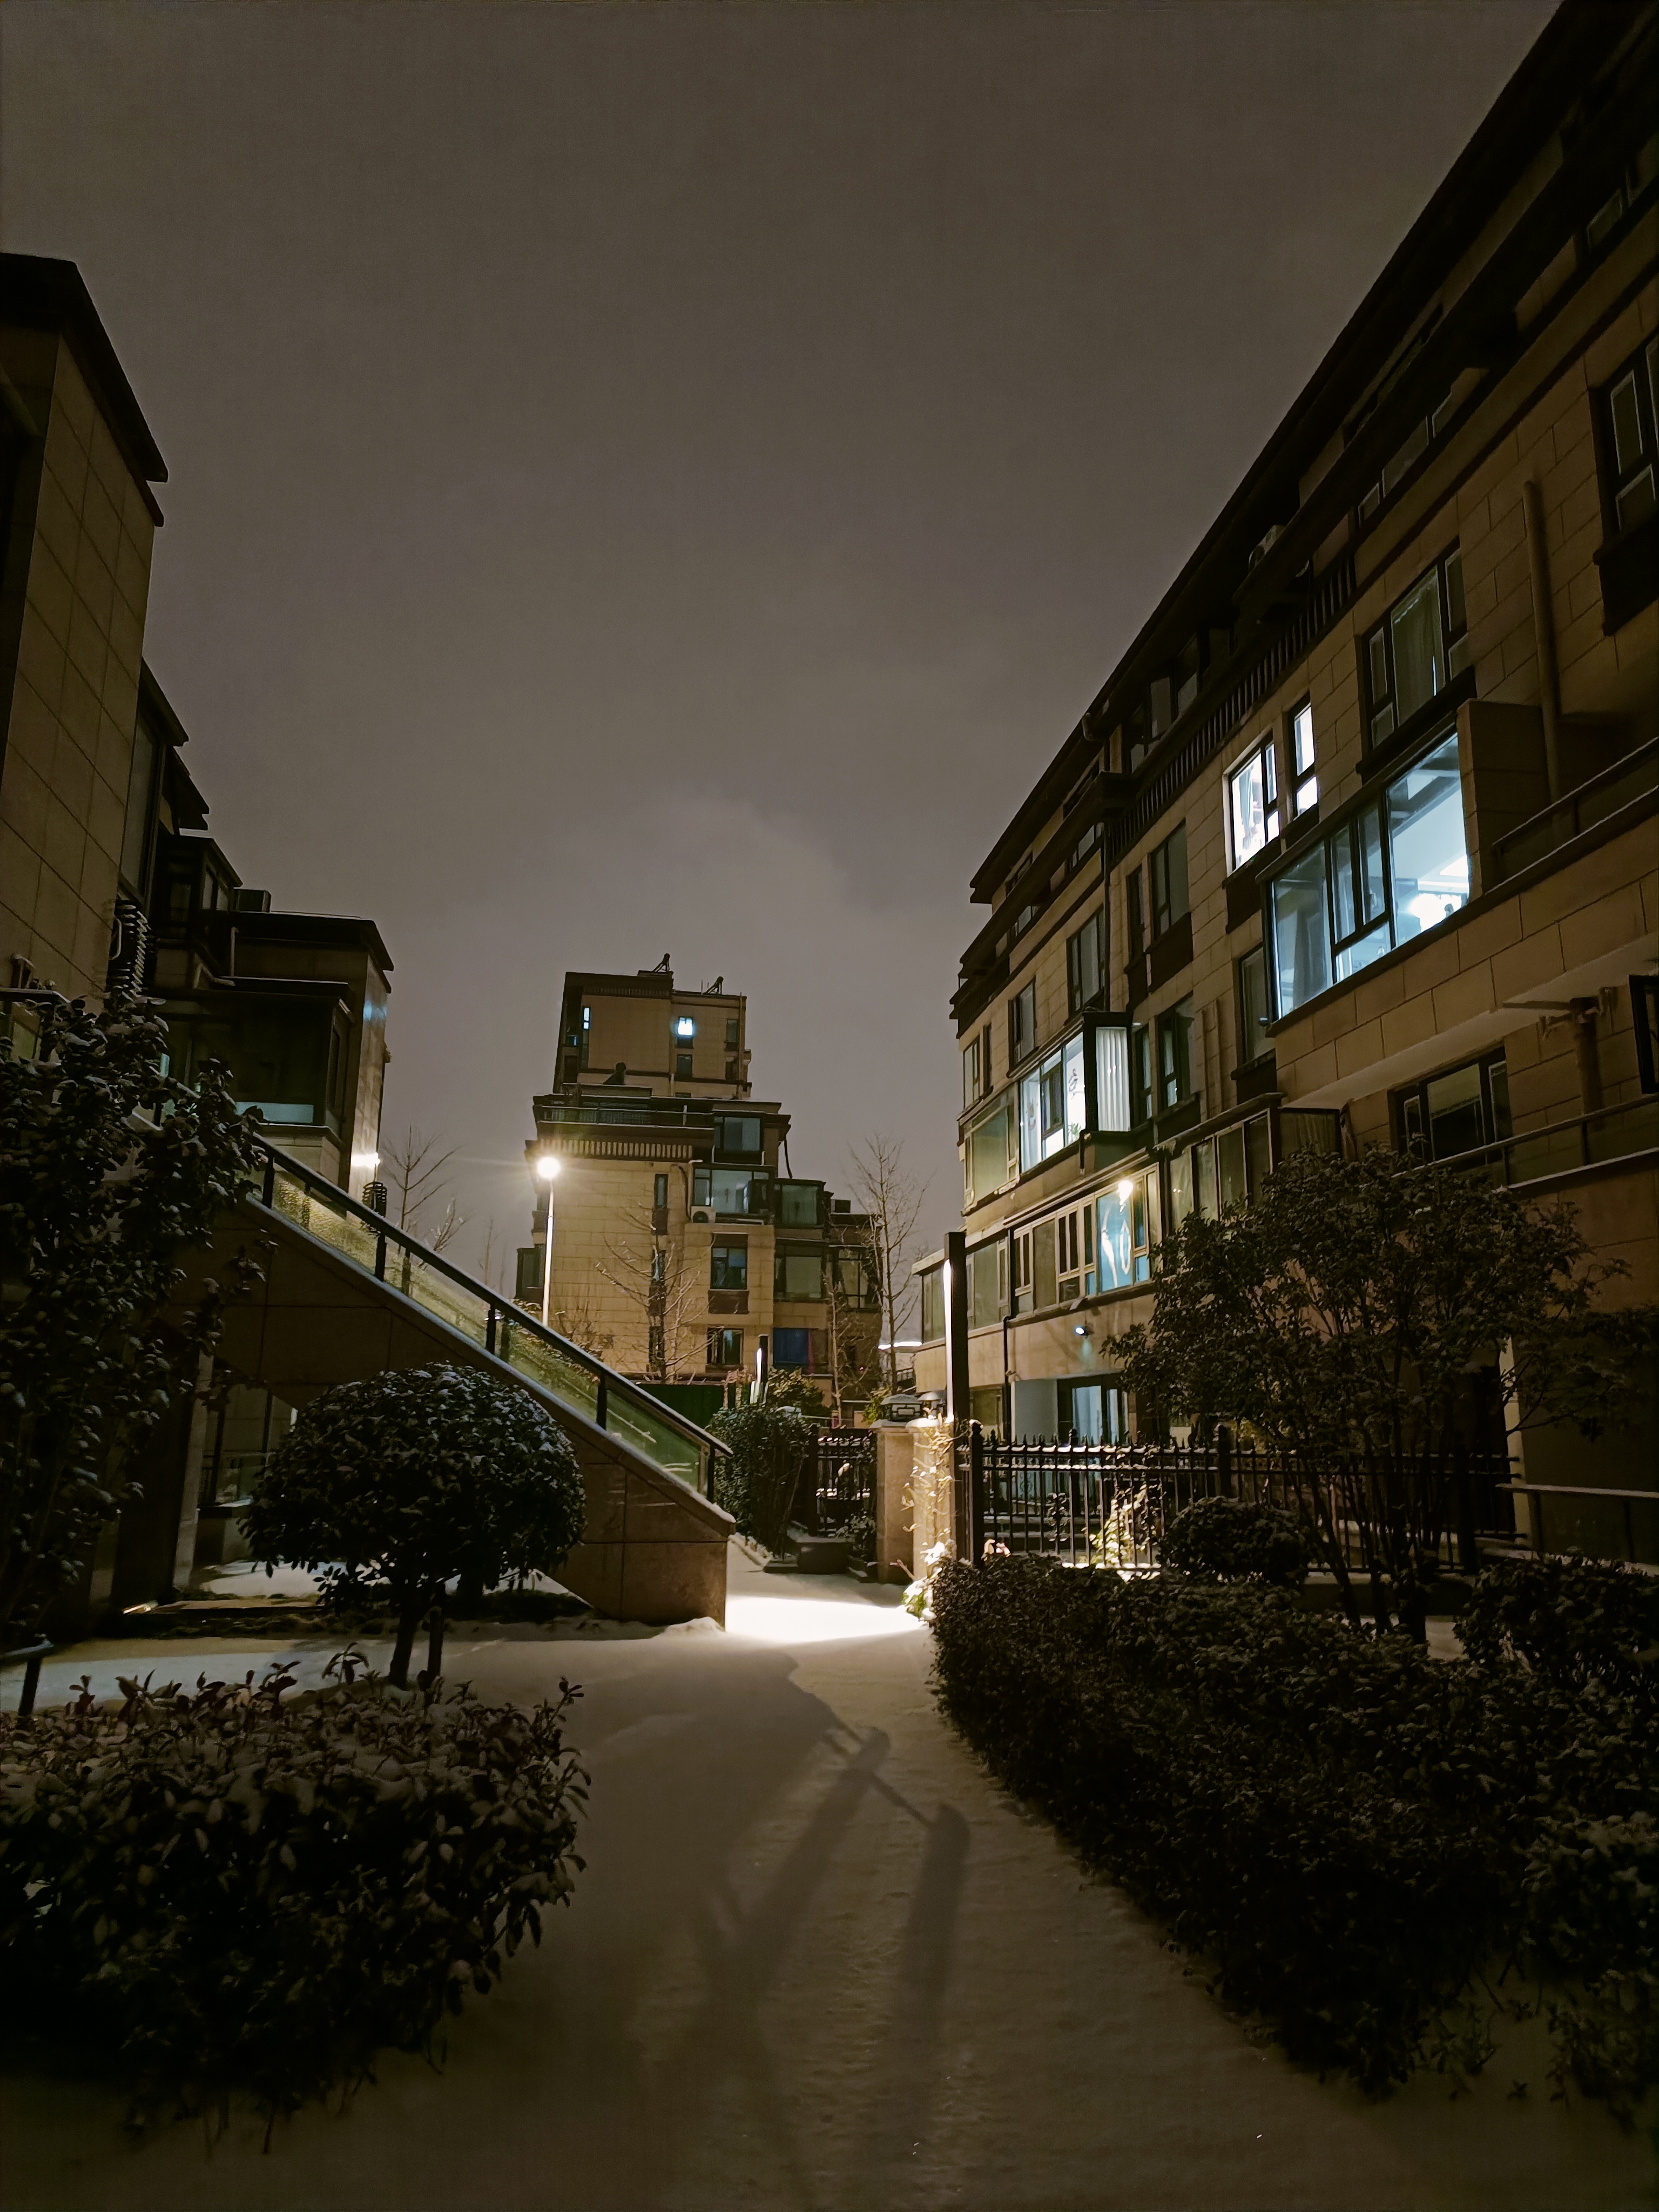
(798, 1426, 876, 1535)
(961, 1428, 1517, 1575)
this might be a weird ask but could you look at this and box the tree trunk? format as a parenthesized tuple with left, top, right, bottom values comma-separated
(389, 1604, 419, 1688)
(419, 1603, 446, 1688)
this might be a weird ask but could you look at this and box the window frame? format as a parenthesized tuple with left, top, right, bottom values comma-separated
(1236, 945, 1270, 1069)
(1599, 335, 1659, 541)
(1155, 994, 1196, 1116)
(1289, 697, 1318, 819)
(709, 1240, 748, 1291)
(1225, 739, 1279, 874)
(1066, 904, 1107, 1015)
(1363, 546, 1468, 753)
(707, 1326, 744, 1369)
(1008, 980, 1036, 1069)
(1148, 821, 1189, 941)
(1391, 1049, 1512, 1162)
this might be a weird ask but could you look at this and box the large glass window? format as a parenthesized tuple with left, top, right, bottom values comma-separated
(710, 1242, 748, 1291)
(1395, 1050, 1511, 1161)
(1097, 1166, 1160, 1290)
(966, 1094, 1018, 1205)
(1365, 550, 1467, 748)
(774, 1249, 824, 1301)
(777, 1181, 820, 1226)
(707, 1327, 743, 1368)
(773, 1327, 813, 1370)
(1268, 733, 1468, 1019)
(1227, 741, 1279, 870)
(1019, 1032, 1087, 1171)
(694, 1166, 764, 1215)
(717, 1116, 762, 1156)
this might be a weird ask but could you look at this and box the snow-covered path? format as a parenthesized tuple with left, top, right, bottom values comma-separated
(2, 1546, 1650, 2212)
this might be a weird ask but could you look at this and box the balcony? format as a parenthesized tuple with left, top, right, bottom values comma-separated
(1490, 738, 1657, 883)
(1458, 1095, 1659, 1186)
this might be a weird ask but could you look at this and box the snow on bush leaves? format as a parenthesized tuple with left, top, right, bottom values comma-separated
(0, 1658, 586, 2130)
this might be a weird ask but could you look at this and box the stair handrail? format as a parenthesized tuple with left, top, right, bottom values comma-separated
(248, 1137, 730, 1470)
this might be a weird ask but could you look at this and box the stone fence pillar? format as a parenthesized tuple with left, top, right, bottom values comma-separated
(872, 1422, 915, 1585)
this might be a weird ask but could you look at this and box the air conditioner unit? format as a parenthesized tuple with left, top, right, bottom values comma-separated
(690, 1208, 713, 1224)
(1248, 521, 1285, 569)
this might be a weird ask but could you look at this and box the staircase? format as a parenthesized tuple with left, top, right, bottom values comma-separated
(169, 1142, 734, 1625)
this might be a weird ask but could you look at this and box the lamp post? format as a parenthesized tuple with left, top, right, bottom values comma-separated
(536, 1154, 562, 1328)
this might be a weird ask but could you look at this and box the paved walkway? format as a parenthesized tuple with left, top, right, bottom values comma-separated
(2, 1548, 1651, 2212)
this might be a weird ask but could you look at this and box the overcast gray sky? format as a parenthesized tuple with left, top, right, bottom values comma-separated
(2, 0, 1554, 1275)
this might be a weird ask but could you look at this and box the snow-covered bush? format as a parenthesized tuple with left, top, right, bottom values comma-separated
(242, 1365, 583, 1685)
(0, 1659, 585, 2132)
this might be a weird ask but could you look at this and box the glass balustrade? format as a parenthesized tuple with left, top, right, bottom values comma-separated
(257, 1147, 714, 1495)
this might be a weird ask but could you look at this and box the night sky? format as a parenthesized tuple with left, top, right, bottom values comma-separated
(2, 1, 1554, 1276)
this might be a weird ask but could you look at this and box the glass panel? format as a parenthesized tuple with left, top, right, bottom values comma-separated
(1230, 749, 1270, 868)
(1131, 1025, 1151, 1127)
(1367, 627, 1389, 703)
(1390, 571, 1445, 724)
(1169, 1148, 1194, 1228)
(1445, 549, 1465, 636)
(1040, 1054, 1065, 1140)
(1020, 1068, 1041, 1172)
(968, 1244, 1001, 1329)
(777, 1181, 818, 1226)
(1426, 1062, 1486, 1159)
(1163, 823, 1189, 925)
(1238, 947, 1269, 1063)
(711, 1168, 756, 1213)
(1064, 1034, 1087, 1143)
(503, 1327, 601, 1424)
(1271, 842, 1331, 1014)
(1382, 417, 1429, 495)
(1158, 999, 1193, 1110)
(1333, 821, 1358, 941)
(1096, 1026, 1131, 1132)
(1279, 1108, 1341, 1157)
(1193, 1140, 1217, 1221)
(1292, 702, 1315, 777)
(1488, 1060, 1512, 1141)
(778, 1252, 822, 1300)
(1388, 735, 1469, 941)
(1610, 372, 1645, 474)
(604, 1390, 702, 1487)
(1217, 1127, 1247, 1212)
(920, 1267, 945, 1342)
(1370, 703, 1396, 747)
(969, 1100, 1012, 1203)
(1098, 1184, 1133, 1291)
(1615, 469, 1656, 531)
(1334, 917, 1391, 983)
(1244, 1112, 1272, 1195)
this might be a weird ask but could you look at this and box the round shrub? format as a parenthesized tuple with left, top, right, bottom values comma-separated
(1457, 1553, 1659, 1712)
(1160, 1495, 1310, 1587)
(707, 1401, 811, 1553)
(242, 1364, 584, 1684)
(0, 1662, 586, 2130)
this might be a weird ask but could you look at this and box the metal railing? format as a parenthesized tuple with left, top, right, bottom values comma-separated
(253, 1141, 726, 1497)
(796, 1426, 876, 1535)
(1458, 1095, 1659, 1187)
(962, 1430, 1517, 1575)
(1491, 738, 1658, 881)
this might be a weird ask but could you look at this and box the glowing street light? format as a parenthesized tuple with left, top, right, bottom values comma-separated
(536, 1153, 562, 1328)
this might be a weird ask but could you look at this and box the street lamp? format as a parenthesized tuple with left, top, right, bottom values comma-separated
(536, 1154, 561, 1328)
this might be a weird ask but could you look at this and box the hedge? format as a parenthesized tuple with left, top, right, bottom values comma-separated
(930, 1552, 1654, 2112)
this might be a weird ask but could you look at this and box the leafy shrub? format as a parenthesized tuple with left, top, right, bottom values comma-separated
(242, 1365, 584, 1684)
(707, 1402, 811, 1552)
(839, 1509, 878, 1566)
(0, 1661, 585, 2130)
(930, 1555, 1654, 2109)
(1160, 1496, 1309, 1586)
(1456, 1554, 1658, 1713)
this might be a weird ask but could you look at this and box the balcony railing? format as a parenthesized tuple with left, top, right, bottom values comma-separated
(1455, 1095, 1658, 1186)
(1491, 737, 1658, 881)
(253, 1141, 726, 1495)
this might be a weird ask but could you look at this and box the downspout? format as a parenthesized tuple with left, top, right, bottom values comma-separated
(1522, 478, 1564, 801)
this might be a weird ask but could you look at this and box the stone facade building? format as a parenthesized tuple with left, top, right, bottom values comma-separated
(916, 4, 1658, 1512)
(524, 967, 881, 1415)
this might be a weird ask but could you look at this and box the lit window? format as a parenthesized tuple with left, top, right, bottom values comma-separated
(1290, 700, 1317, 815)
(675, 1016, 696, 1038)
(1364, 548, 1467, 749)
(1226, 743, 1279, 871)
(1019, 1033, 1087, 1171)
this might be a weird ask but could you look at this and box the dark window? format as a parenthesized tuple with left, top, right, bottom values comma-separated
(1149, 823, 1189, 939)
(920, 1266, 945, 1343)
(654, 1172, 669, 1208)
(675, 1051, 693, 1078)
(716, 1115, 762, 1156)
(1364, 548, 1467, 748)
(1149, 673, 1174, 740)
(1603, 337, 1659, 536)
(962, 1033, 982, 1110)
(1175, 633, 1201, 719)
(1008, 981, 1036, 1067)
(724, 1017, 740, 1047)
(777, 1181, 819, 1227)
(1127, 867, 1145, 962)
(707, 1327, 743, 1368)
(1156, 995, 1195, 1113)
(1066, 906, 1106, 1014)
(1394, 1051, 1510, 1161)
(1131, 1021, 1152, 1126)
(1237, 947, 1269, 1066)
(1125, 702, 1148, 771)
(773, 1327, 813, 1370)
(579, 1005, 591, 1070)
(119, 713, 158, 896)
(710, 1242, 748, 1291)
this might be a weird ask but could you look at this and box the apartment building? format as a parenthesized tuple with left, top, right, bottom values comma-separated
(524, 967, 880, 1415)
(916, 2, 1658, 1494)
(0, 254, 392, 1189)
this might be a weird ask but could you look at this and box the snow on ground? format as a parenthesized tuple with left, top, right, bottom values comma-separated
(1, 1543, 1650, 2212)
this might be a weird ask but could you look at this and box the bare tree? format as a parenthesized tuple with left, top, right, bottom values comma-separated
(550, 1286, 617, 1362)
(824, 1228, 884, 1421)
(847, 1135, 928, 1390)
(596, 1206, 702, 1381)
(382, 1126, 465, 1253)
(477, 1215, 508, 1294)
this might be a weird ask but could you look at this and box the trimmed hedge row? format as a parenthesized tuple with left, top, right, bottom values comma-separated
(0, 1660, 586, 2130)
(930, 1553, 1655, 2108)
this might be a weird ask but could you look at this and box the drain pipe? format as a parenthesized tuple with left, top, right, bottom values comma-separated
(1522, 478, 1564, 801)
(1569, 998, 1603, 1116)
